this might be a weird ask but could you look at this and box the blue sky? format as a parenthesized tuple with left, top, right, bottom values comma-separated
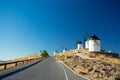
(0, 0, 120, 60)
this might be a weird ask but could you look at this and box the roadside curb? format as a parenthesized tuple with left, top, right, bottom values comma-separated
(55, 58, 91, 80)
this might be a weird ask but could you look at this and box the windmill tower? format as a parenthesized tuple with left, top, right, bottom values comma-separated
(83, 30, 101, 52)
(63, 48, 67, 53)
(53, 50, 57, 55)
(85, 39, 89, 49)
(77, 41, 83, 49)
(89, 34, 101, 52)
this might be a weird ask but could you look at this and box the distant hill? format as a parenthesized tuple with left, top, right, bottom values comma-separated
(0, 60, 7, 63)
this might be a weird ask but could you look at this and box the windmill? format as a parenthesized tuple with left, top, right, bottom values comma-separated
(63, 48, 67, 52)
(55, 49, 59, 53)
(82, 30, 100, 45)
(82, 30, 101, 52)
(77, 41, 83, 49)
(61, 46, 67, 52)
(54, 50, 58, 55)
(89, 34, 101, 52)
(90, 34, 100, 46)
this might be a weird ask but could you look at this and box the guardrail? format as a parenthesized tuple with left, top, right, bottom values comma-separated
(0, 58, 40, 70)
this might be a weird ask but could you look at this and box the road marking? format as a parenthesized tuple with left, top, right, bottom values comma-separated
(59, 62, 69, 80)
(55, 57, 90, 80)
(59, 61, 90, 80)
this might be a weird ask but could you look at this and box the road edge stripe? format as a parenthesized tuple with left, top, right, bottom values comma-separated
(59, 62, 69, 80)
(55, 58, 90, 80)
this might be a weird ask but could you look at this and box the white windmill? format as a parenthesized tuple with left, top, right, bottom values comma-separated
(53, 50, 57, 56)
(77, 41, 83, 49)
(89, 34, 101, 52)
(83, 30, 101, 52)
(84, 38, 89, 49)
(63, 48, 67, 53)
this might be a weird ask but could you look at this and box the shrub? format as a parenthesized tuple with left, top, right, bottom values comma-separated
(41, 50, 49, 58)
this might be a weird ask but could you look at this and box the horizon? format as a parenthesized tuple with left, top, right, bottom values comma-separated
(0, 0, 120, 60)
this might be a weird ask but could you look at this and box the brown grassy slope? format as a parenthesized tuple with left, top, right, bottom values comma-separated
(0, 54, 41, 70)
(56, 49, 120, 65)
(55, 50, 75, 60)
(12, 54, 41, 61)
(55, 49, 120, 80)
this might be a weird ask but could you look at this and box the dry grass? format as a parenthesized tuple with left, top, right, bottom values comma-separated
(0, 63, 16, 70)
(0, 65, 4, 70)
(56, 49, 75, 59)
(56, 48, 120, 67)
(56, 49, 120, 80)
(13, 54, 41, 61)
(0, 54, 41, 70)
(85, 52, 120, 65)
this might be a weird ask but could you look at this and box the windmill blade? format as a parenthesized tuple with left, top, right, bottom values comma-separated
(82, 29, 91, 38)
(83, 37, 87, 47)
(62, 46, 67, 50)
(56, 49, 59, 53)
(84, 37, 87, 41)
(55, 49, 58, 53)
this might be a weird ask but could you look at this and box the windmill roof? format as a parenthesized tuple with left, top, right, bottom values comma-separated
(64, 48, 67, 50)
(90, 34, 100, 40)
(77, 41, 82, 44)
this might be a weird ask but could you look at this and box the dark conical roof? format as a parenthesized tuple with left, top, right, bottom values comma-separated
(90, 34, 100, 40)
(77, 41, 82, 44)
(64, 48, 67, 50)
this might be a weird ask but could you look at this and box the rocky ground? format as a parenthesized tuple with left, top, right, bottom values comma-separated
(56, 49, 120, 80)
(63, 55, 120, 80)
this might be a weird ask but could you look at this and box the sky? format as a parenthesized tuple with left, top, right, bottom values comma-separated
(0, 0, 120, 60)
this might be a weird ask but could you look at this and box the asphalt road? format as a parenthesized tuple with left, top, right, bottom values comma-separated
(0, 57, 88, 80)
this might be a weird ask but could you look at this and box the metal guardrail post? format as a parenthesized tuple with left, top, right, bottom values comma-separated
(26, 60, 28, 63)
(15, 62, 17, 67)
(4, 64, 7, 70)
(22, 61, 24, 65)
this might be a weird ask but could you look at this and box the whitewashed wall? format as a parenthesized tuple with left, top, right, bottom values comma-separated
(89, 40, 101, 52)
(85, 40, 89, 49)
(77, 43, 83, 49)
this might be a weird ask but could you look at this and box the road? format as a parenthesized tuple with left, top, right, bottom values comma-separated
(0, 57, 88, 80)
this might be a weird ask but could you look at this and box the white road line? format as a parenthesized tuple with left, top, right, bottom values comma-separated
(55, 58, 90, 80)
(60, 61, 90, 80)
(59, 63, 69, 80)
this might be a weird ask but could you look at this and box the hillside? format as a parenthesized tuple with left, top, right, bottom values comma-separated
(12, 54, 42, 61)
(0, 54, 42, 70)
(55, 49, 120, 80)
